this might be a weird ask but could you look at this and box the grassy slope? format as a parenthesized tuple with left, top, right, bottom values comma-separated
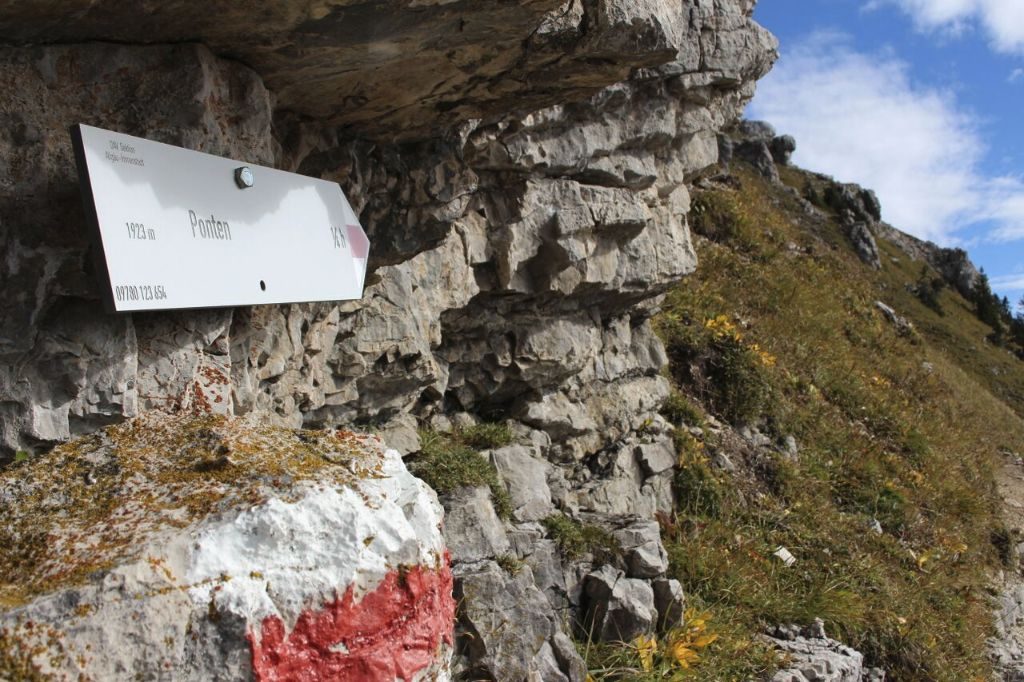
(587, 163, 1024, 680)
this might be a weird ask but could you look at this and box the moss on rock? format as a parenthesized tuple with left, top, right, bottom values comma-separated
(0, 413, 384, 609)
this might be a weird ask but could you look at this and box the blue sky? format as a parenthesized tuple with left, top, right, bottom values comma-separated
(747, 0, 1024, 310)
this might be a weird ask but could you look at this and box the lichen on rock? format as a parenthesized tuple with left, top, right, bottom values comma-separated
(0, 413, 454, 680)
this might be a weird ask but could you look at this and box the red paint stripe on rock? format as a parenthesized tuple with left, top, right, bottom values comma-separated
(249, 561, 454, 682)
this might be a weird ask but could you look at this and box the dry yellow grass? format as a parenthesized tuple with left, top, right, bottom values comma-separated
(588, 163, 1024, 681)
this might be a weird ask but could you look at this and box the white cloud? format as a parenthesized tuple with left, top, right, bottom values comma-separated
(991, 274, 1024, 306)
(747, 33, 1024, 245)
(867, 0, 1024, 54)
(1011, 68, 1024, 83)
(984, 177, 1024, 240)
(992, 274, 1024, 289)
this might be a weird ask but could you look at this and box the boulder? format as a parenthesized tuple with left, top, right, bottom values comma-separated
(779, 435, 800, 462)
(737, 120, 777, 142)
(524, 538, 571, 610)
(728, 120, 796, 176)
(611, 518, 670, 578)
(491, 444, 555, 522)
(875, 301, 914, 336)
(767, 620, 873, 682)
(734, 139, 780, 183)
(635, 439, 677, 476)
(770, 134, 797, 166)
(825, 182, 881, 224)
(375, 413, 422, 455)
(875, 227, 983, 300)
(532, 642, 571, 682)
(991, 580, 1024, 680)
(551, 631, 589, 682)
(582, 565, 657, 642)
(508, 522, 546, 558)
(848, 222, 882, 270)
(930, 246, 982, 299)
(453, 561, 584, 681)
(441, 486, 511, 564)
(576, 434, 675, 517)
(0, 413, 454, 680)
(652, 578, 686, 630)
(860, 188, 883, 222)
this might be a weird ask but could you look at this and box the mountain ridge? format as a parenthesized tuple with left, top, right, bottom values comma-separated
(618, 120, 1024, 680)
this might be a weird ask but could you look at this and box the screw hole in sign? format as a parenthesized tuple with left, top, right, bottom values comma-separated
(260, 280, 266, 291)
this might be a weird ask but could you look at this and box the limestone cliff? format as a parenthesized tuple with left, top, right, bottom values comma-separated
(0, 2, 777, 679)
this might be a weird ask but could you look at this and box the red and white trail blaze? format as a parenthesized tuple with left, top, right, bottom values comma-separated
(185, 446, 455, 681)
(250, 561, 455, 682)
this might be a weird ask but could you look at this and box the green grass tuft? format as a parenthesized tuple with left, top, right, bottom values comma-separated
(542, 513, 622, 565)
(458, 422, 514, 450)
(660, 390, 706, 428)
(496, 553, 525, 575)
(410, 428, 513, 519)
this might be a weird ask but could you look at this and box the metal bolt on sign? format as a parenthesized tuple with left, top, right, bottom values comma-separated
(235, 166, 255, 189)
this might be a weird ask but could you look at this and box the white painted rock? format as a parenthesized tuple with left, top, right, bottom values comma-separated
(0, 414, 454, 681)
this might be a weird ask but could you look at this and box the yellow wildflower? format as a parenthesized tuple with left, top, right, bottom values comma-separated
(634, 635, 657, 672)
(663, 609, 720, 669)
(670, 642, 701, 668)
(692, 634, 720, 648)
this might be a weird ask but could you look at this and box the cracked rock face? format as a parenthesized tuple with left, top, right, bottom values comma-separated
(0, 43, 274, 453)
(0, 0, 777, 478)
(0, 1, 777, 679)
(0, 1, 773, 140)
(767, 620, 884, 682)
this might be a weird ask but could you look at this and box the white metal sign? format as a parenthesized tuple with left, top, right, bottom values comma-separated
(71, 124, 369, 312)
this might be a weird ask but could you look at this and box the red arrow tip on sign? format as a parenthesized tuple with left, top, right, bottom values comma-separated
(347, 224, 369, 259)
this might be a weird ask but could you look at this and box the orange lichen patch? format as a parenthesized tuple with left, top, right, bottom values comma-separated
(0, 413, 385, 610)
(0, 627, 44, 681)
(0, 621, 65, 681)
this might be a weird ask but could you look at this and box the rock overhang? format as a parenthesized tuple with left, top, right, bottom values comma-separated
(0, 0, 776, 141)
